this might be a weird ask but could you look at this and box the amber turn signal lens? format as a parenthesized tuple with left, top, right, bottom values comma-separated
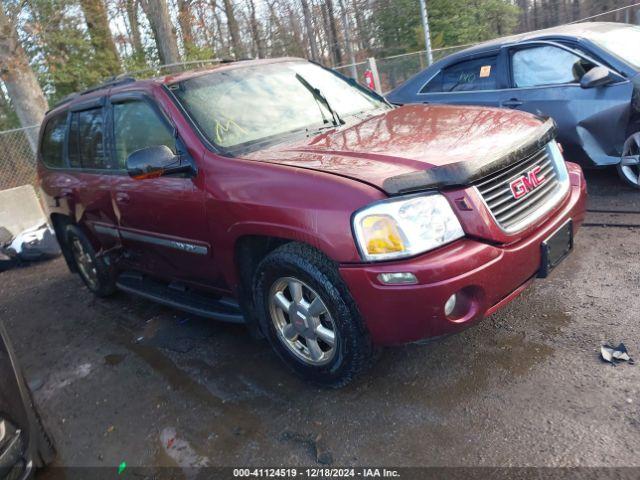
(360, 215, 406, 255)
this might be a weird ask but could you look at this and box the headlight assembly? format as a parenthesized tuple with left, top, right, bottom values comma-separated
(353, 194, 464, 262)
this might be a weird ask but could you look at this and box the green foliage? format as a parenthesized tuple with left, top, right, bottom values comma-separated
(21, 0, 110, 104)
(372, 0, 520, 56)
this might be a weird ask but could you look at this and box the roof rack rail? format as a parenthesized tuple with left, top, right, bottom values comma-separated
(48, 76, 136, 112)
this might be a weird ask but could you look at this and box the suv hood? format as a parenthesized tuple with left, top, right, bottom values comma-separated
(242, 104, 556, 195)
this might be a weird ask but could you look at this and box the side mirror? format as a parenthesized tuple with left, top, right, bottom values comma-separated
(580, 66, 614, 89)
(126, 145, 192, 179)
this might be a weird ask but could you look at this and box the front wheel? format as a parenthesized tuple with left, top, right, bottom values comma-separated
(617, 132, 640, 189)
(254, 243, 374, 387)
(65, 225, 116, 297)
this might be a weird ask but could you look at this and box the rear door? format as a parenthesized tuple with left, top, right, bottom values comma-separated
(109, 92, 220, 287)
(416, 50, 507, 107)
(65, 99, 120, 249)
(499, 41, 634, 165)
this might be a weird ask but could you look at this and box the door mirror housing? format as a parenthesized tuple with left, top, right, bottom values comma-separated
(126, 145, 192, 179)
(580, 66, 614, 89)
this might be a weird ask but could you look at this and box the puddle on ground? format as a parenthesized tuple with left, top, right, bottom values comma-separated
(106, 318, 272, 464)
(366, 309, 573, 410)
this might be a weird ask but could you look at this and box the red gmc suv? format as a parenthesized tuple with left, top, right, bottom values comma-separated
(37, 58, 587, 387)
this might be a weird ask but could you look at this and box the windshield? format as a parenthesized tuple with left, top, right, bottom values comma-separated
(591, 26, 640, 70)
(170, 61, 387, 153)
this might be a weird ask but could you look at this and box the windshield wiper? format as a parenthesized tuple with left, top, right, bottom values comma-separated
(295, 73, 345, 128)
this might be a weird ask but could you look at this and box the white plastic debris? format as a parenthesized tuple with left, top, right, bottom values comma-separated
(601, 343, 633, 365)
(7, 223, 60, 261)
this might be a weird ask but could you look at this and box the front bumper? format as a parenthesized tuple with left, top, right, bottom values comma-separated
(339, 163, 587, 346)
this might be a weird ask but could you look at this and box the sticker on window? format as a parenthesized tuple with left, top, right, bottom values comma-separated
(479, 65, 492, 78)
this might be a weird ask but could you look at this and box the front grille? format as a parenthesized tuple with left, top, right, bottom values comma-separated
(475, 144, 567, 232)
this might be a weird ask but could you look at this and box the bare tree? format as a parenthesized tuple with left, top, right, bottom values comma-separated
(125, 0, 145, 59)
(222, 0, 246, 59)
(300, 0, 319, 61)
(79, 0, 121, 74)
(0, 5, 48, 150)
(139, 0, 181, 65)
(177, 0, 196, 56)
(246, 0, 265, 58)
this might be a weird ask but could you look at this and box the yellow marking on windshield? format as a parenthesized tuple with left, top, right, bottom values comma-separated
(215, 119, 248, 144)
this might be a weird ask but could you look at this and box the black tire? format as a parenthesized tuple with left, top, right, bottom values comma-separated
(65, 225, 116, 297)
(617, 132, 640, 189)
(254, 242, 374, 388)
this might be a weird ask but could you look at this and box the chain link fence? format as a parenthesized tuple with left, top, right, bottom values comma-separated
(0, 126, 39, 191)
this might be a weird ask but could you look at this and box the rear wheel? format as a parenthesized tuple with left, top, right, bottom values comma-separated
(65, 225, 116, 297)
(617, 132, 640, 189)
(254, 243, 374, 387)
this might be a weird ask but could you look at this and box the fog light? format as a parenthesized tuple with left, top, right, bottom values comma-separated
(444, 293, 457, 316)
(378, 272, 417, 285)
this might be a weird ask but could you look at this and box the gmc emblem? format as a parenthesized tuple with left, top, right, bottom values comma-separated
(510, 166, 546, 200)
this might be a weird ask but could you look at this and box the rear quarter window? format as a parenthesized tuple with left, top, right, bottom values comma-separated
(422, 56, 498, 93)
(40, 113, 67, 168)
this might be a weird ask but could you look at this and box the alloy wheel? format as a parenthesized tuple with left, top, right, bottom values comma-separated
(70, 237, 99, 290)
(268, 277, 337, 366)
(620, 132, 640, 187)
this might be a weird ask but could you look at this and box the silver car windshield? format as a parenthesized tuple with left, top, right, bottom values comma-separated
(591, 26, 640, 70)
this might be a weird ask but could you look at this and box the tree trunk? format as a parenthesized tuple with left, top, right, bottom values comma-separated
(79, 0, 121, 75)
(213, 10, 230, 57)
(246, 0, 265, 58)
(0, 6, 48, 151)
(126, 0, 145, 60)
(300, 0, 319, 61)
(222, 0, 245, 59)
(139, 0, 181, 66)
(338, 0, 356, 76)
(284, 2, 305, 57)
(324, 0, 342, 65)
(177, 0, 196, 57)
(351, 0, 368, 51)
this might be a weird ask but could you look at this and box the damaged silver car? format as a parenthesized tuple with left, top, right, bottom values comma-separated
(387, 22, 640, 188)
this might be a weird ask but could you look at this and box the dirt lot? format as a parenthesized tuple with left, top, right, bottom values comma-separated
(2, 168, 640, 473)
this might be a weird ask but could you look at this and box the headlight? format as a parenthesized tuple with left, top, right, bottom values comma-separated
(353, 194, 464, 261)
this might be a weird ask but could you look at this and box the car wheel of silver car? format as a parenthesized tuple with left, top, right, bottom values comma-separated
(254, 242, 374, 387)
(65, 225, 116, 297)
(617, 132, 640, 189)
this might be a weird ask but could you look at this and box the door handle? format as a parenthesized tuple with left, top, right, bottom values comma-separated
(115, 192, 130, 204)
(502, 99, 523, 108)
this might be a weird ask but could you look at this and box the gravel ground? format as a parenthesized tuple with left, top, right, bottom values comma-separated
(1, 168, 639, 473)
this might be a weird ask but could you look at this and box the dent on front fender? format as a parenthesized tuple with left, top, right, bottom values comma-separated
(576, 97, 632, 166)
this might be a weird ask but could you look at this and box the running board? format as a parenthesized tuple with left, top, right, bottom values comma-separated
(116, 271, 245, 324)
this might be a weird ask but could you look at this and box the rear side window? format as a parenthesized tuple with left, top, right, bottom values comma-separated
(113, 100, 175, 169)
(423, 56, 498, 93)
(511, 46, 595, 87)
(40, 113, 67, 168)
(68, 108, 112, 170)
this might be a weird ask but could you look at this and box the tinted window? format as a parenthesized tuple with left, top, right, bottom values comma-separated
(68, 108, 111, 169)
(41, 113, 67, 168)
(512, 46, 595, 88)
(420, 71, 443, 93)
(422, 56, 498, 93)
(113, 100, 175, 169)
